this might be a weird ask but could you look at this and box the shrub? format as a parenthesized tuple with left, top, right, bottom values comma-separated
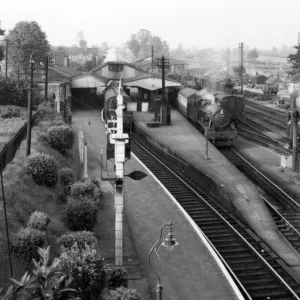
(57, 231, 97, 250)
(27, 210, 51, 231)
(108, 287, 141, 300)
(70, 181, 95, 200)
(60, 167, 76, 187)
(11, 228, 46, 261)
(66, 199, 98, 231)
(37, 132, 50, 146)
(48, 125, 74, 153)
(24, 152, 58, 187)
(90, 177, 100, 188)
(108, 268, 128, 289)
(57, 244, 106, 300)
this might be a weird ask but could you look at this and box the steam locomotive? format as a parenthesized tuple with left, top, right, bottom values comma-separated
(103, 81, 132, 158)
(176, 88, 244, 145)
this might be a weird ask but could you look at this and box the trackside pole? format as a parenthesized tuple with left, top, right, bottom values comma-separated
(109, 79, 129, 266)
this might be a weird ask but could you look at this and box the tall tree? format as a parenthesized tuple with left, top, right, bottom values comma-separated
(7, 21, 50, 72)
(287, 45, 300, 75)
(127, 34, 140, 58)
(151, 36, 163, 56)
(0, 21, 5, 62)
(246, 48, 259, 61)
(137, 29, 152, 57)
(76, 31, 87, 48)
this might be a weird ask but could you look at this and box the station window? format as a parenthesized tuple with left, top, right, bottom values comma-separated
(108, 64, 124, 72)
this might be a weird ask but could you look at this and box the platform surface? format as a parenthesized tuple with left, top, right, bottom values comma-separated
(73, 109, 242, 300)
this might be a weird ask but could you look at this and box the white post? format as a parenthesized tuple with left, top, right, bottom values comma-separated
(109, 79, 129, 266)
(83, 140, 88, 179)
(56, 95, 60, 113)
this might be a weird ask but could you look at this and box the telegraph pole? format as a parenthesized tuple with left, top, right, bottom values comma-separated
(290, 91, 298, 172)
(5, 39, 8, 80)
(239, 42, 244, 94)
(45, 55, 48, 101)
(151, 45, 154, 72)
(26, 58, 34, 157)
(227, 48, 230, 78)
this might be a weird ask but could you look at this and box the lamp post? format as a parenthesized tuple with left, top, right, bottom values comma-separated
(149, 221, 179, 300)
(26, 55, 34, 157)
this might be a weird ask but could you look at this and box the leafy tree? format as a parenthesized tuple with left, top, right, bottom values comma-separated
(0, 22, 5, 62)
(127, 34, 140, 58)
(76, 30, 87, 49)
(288, 45, 300, 75)
(6, 21, 50, 72)
(247, 48, 259, 61)
(151, 36, 163, 56)
(137, 29, 152, 57)
(162, 40, 169, 56)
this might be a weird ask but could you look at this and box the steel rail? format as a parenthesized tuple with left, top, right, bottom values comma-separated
(132, 136, 300, 299)
(231, 148, 300, 211)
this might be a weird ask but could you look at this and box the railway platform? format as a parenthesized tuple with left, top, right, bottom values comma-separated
(72, 109, 243, 300)
(232, 137, 300, 204)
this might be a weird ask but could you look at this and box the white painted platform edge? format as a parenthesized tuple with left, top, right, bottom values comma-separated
(131, 152, 245, 300)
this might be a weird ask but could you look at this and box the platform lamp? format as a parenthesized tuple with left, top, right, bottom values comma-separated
(149, 221, 179, 300)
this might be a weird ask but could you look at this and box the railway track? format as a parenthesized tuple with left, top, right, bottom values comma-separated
(131, 137, 300, 300)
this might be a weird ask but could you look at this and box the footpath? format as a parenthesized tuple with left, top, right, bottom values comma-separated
(72, 109, 243, 300)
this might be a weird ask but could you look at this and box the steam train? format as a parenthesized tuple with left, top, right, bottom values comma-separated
(103, 81, 132, 158)
(176, 88, 244, 145)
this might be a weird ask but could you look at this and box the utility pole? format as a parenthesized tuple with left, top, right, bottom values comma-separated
(45, 55, 48, 101)
(151, 45, 154, 72)
(26, 58, 34, 157)
(109, 79, 129, 266)
(298, 33, 300, 46)
(239, 42, 243, 94)
(5, 39, 8, 80)
(290, 91, 298, 172)
(227, 48, 230, 78)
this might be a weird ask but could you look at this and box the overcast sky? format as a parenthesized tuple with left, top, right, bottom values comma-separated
(1, 0, 300, 50)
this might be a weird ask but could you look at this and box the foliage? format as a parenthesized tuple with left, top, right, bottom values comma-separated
(4, 247, 76, 300)
(69, 181, 95, 199)
(6, 21, 50, 72)
(27, 210, 51, 232)
(126, 29, 170, 58)
(108, 287, 141, 300)
(247, 48, 259, 61)
(66, 198, 98, 231)
(233, 66, 246, 78)
(288, 45, 300, 75)
(108, 268, 128, 289)
(56, 231, 97, 250)
(0, 117, 26, 135)
(57, 243, 106, 300)
(25, 152, 59, 187)
(59, 167, 76, 187)
(11, 227, 46, 261)
(0, 78, 26, 106)
(48, 125, 74, 154)
(37, 101, 57, 121)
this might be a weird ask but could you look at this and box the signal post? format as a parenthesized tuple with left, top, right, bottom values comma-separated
(108, 80, 129, 266)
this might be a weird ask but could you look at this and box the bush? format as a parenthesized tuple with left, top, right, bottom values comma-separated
(90, 177, 100, 188)
(27, 211, 51, 231)
(37, 132, 50, 146)
(57, 244, 106, 300)
(70, 181, 95, 200)
(57, 231, 97, 250)
(60, 167, 76, 187)
(24, 152, 59, 187)
(108, 268, 128, 289)
(66, 199, 98, 231)
(11, 228, 46, 261)
(108, 287, 141, 300)
(48, 125, 74, 153)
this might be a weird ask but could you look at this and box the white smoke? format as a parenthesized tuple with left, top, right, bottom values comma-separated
(103, 47, 134, 63)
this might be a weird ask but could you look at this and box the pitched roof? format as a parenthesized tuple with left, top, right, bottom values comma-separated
(65, 47, 99, 56)
(265, 76, 283, 84)
(90, 60, 146, 73)
(49, 65, 83, 79)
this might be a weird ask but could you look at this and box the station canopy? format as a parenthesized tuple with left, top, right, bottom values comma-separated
(123, 74, 181, 91)
(71, 73, 107, 89)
